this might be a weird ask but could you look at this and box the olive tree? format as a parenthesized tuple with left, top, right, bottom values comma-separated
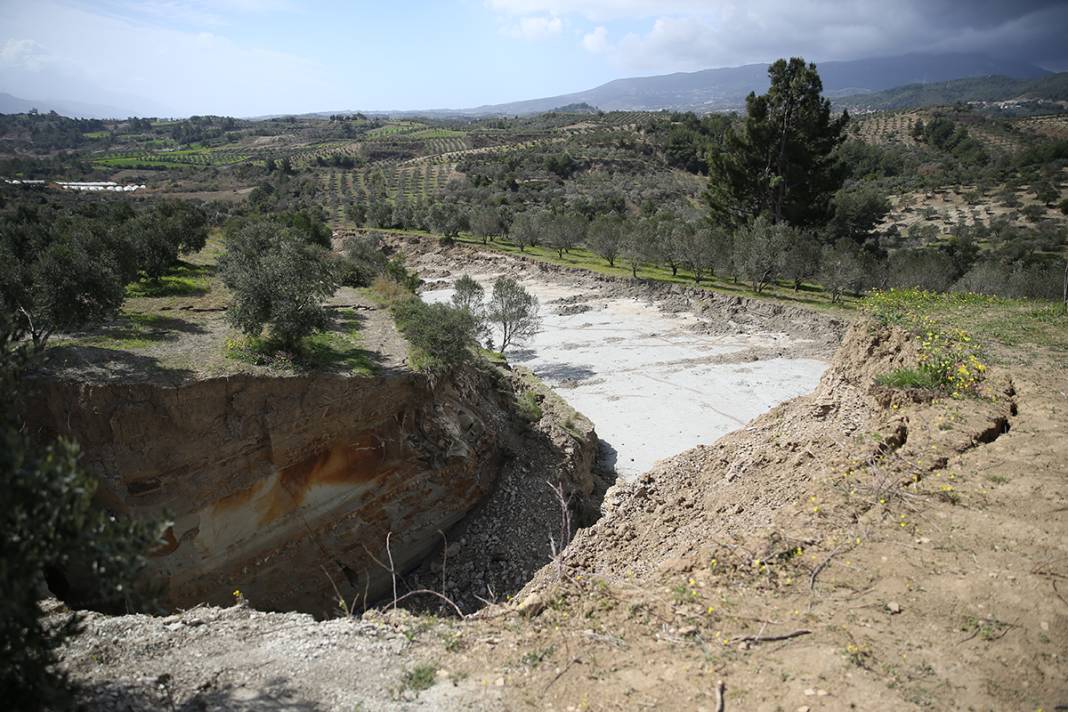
(732, 217, 791, 292)
(675, 225, 719, 283)
(219, 220, 338, 349)
(586, 215, 624, 267)
(469, 206, 503, 244)
(451, 274, 488, 338)
(818, 239, 867, 303)
(392, 299, 477, 374)
(509, 210, 541, 252)
(543, 212, 586, 259)
(486, 276, 541, 352)
(0, 320, 157, 711)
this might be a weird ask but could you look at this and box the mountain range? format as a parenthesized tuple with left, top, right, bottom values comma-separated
(0, 92, 136, 119)
(444, 53, 1050, 116)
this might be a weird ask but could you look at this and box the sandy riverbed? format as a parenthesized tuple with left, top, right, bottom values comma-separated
(423, 274, 827, 479)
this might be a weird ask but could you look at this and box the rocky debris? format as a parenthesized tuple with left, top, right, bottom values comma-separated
(401, 365, 606, 613)
(555, 303, 592, 316)
(52, 600, 505, 711)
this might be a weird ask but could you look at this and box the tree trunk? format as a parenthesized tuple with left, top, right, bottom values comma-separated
(1063, 259, 1067, 307)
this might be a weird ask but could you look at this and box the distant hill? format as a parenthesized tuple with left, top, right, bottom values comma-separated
(0, 92, 134, 119)
(447, 53, 1049, 116)
(835, 73, 1068, 111)
(548, 102, 599, 114)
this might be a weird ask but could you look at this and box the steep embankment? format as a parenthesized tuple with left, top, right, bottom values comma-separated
(27, 366, 515, 615)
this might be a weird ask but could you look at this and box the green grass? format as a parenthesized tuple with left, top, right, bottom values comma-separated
(875, 367, 944, 390)
(126, 261, 214, 298)
(224, 309, 377, 375)
(82, 130, 110, 139)
(865, 288, 1068, 355)
(407, 128, 465, 139)
(516, 390, 543, 423)
(402, 664, 437, 693)
(303, 309, 377, 374)
(64, 312, 200, 350)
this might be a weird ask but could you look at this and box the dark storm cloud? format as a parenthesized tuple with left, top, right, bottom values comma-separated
(550, 0, 1068, 72)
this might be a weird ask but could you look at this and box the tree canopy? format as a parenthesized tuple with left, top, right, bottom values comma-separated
(707, 58, 849, 229)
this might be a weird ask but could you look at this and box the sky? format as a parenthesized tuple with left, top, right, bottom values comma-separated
(0, 0, 1066, 117)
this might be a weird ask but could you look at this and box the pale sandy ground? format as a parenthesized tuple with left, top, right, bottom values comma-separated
(424, 275, 827, 478)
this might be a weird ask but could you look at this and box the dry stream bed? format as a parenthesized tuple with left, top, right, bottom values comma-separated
(422, 261, 830, 478)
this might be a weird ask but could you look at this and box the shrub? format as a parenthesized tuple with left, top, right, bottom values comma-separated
(515, 390, 543, 423)
(384, 257, 421, 292)
(392, 299, 477, 374)
(0, 323, 157, 710)
(338, 234, 387, 288)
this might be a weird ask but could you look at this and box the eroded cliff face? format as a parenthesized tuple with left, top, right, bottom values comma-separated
(26, 367, 513, 616)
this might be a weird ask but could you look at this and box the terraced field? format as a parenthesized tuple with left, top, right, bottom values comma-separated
(850, 111, 921, 146)
(1017, 113, 1068, 141)
(94, 146, 249, 169)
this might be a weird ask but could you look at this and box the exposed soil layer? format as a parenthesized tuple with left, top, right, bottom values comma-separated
(26, 365, 515, 616)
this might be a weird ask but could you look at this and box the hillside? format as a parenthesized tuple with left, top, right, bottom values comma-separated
(838, 72, 1068, 111)
(0, 92, 136, 119)
(451, 53, 1049, 115)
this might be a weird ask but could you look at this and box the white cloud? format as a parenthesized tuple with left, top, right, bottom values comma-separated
(0, 39, 54, 71)
(504, 14, 564, 40)
(581, 25, 608, 53)
(487, 1, 710, 22)
(0, 1, 329, 116)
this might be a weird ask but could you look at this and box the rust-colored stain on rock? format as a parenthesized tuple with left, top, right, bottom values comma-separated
(258, 433, 392, 524)
(213, 479, 265, 512)
(150, 526, 180, 557)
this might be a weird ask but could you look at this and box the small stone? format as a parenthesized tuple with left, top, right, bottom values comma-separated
(494, 677, 505, 687)
(1041, 621, 1050, 632)
(886, 601, 902, 615)
(797, 707, 811, 712)
(804, 688, 816, 696)
(816, 689, 829, 697)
